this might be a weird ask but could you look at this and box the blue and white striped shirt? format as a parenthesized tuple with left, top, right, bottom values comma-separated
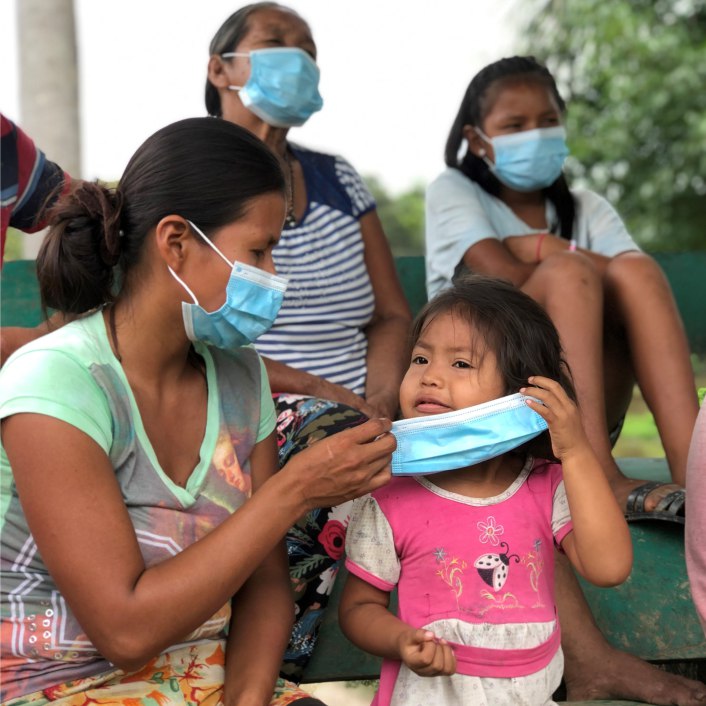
(255, 146, 376, 396)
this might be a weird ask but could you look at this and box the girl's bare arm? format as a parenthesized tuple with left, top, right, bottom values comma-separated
(523, 377, 632, 586)
(339, 573, 455, 676)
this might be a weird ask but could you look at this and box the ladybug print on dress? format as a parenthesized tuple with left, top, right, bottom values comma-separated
(474, 541, 520, 591)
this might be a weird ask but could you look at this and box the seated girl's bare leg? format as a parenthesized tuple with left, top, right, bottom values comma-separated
(523, 251, 692, 511)
(557, 553, 706, 705)
(604, 252, 698, 486)
(522, 253, 621, 477)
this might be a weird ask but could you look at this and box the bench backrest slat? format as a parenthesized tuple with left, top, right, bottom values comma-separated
(2, 253, 705, 352)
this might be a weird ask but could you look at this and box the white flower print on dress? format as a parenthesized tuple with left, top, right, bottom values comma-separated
(477, 516, 504, 546)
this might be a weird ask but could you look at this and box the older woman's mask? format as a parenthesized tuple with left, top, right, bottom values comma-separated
(223, 47, 323, 128)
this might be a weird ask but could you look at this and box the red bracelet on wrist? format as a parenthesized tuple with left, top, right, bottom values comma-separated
(535, 233, 547, 263)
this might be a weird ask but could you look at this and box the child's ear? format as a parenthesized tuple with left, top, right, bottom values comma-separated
(463, 125, 487, 158)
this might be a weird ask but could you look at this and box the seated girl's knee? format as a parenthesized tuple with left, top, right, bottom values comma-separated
(539, 250, 600, 287)
(604, 251, 667, 289)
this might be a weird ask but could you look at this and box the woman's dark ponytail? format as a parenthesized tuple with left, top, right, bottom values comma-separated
(37, 181, 124, 314)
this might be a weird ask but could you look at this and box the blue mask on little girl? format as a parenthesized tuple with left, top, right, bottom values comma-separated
(390, 393, 548, 476)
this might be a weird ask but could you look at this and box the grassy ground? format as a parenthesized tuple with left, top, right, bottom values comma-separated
(613, 355, 705, 459)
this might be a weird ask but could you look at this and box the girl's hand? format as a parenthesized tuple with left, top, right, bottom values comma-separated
(281, 417, 395, 510)
(505, 233, 567, 264)
(397, 628, 456, 677)
(522, 376, 591, 463)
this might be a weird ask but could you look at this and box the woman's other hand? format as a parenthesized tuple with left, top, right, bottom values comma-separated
(281, 416, 394, 510)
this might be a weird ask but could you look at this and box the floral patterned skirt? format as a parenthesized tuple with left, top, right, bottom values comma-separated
(4, 641, 322, 706)
(274, 394, 368, 683)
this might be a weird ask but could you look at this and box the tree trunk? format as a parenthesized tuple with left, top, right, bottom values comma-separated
(17, 0, 81, 258)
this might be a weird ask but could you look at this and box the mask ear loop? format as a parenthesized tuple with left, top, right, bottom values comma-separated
(473, 127, 495, 169)
(186, 220, 234, 269)
(168, 266, 200, 305)
(220, 52, 249, 92)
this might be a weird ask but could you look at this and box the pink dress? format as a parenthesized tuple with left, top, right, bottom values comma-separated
(686, 403, 706, 635)
(346, 457, 573, 706)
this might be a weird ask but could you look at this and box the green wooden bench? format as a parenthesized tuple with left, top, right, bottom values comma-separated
(2, 254, 706, 705)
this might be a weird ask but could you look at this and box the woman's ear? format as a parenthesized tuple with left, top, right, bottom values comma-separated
(154, 216, 193, 272)
(463, 124, 487, 158)
(207, 55, 231, 89)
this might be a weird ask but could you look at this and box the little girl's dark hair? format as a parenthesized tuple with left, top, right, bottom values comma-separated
(444, 56, 576, 240)
(411, 274, 576, 402)
(37, 117, 284, 315)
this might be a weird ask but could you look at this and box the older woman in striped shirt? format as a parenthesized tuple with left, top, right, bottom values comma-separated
(205, 2, 411, 687)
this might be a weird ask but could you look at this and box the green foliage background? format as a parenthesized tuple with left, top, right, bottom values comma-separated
(520, 0, 706, 251)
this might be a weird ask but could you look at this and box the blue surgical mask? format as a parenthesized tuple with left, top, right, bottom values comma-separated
(169, 221, 288, 349)
(476, 126, 569, 192)
(223, 47, 323, 128)
(390, 393, 548, 476)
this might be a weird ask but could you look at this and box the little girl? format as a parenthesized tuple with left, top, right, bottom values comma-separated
(339, 275, 632, 706)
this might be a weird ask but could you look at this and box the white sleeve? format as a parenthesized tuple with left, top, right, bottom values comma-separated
(552, 480, 573, 545)
(345, 494, 400, 590)
(425, 170, 500, 299)
(334, 155, 376, 218)
(576, 190, 641, 257)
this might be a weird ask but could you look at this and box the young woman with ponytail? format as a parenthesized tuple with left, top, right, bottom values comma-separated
(0, 117, 394, 706)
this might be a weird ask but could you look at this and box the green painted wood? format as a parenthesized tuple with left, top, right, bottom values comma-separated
(0, 260, 43, 327)
(3, 253, 705, 350)
(653, 252, 706, 353)
(394, 255, 428, 317)
(579, 522, 704, 661)
(302, 563, 383, 683)
(582, 459, 706, 662)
